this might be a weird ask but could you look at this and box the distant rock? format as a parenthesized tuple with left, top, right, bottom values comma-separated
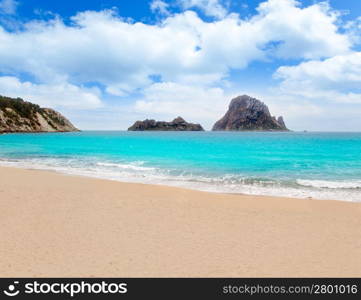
(212, 95, 289, 131)
(128, 116, 204, 131)
(0, 95, 79, 133)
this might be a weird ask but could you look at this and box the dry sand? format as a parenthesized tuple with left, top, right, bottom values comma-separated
(0, 166, 360, 277)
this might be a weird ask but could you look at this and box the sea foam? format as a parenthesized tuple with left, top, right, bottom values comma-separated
(1, 131, 360, 202)
(0, 157, 360, 202)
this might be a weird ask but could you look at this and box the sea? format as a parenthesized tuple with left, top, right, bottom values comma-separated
(0, 131, 360, 202)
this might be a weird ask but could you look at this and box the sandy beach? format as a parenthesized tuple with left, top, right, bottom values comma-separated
(0, 165, 360, 277)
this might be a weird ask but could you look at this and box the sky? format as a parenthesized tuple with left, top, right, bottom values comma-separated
(0, 0, 360, 131)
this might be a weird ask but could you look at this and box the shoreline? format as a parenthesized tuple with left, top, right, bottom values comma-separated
(1, 130, 361, 202)
(1, 165, 361, 277)
(3, 163, 325, 203)
(0, 161, 356, 203)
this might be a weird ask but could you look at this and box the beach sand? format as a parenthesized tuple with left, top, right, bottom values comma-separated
(0, 166, 360, 277)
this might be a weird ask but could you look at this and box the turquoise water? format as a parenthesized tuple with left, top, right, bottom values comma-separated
(0, 131, 361, 201)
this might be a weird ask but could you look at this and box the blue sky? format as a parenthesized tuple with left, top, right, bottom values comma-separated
(0, 0, 360, 130)
(9, 0, 361, 23)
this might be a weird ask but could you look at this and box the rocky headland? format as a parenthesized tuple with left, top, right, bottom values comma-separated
(0, 95, 78, 133)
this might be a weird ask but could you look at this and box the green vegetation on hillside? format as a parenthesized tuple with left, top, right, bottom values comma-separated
(0, 95, 42, 119)
(0, 95, 78, 133)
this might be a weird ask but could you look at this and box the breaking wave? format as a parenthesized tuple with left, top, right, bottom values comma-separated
(0, 156, 360, 202)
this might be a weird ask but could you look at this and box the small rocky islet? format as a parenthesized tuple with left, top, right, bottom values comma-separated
(212, 95, 288, 131)
(128, 116, 204, 131)
(129, 95, 289, 131)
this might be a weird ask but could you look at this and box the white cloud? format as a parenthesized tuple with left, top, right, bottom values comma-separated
(0, 0, 358, 130)
(0, 0, 351, 97)
(134, 81, 230, 128)
(266, 50, 361, 130)
(275, 51, 361, 103)
(0, 0, 18, 15)
(179, 0, 227, 19)
(254, 0, 350, 59)
(150, 0, 170, 16)
(0, 76, 102, 109)
(276, 52, 361, 89)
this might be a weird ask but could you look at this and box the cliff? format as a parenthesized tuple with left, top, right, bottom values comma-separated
(0, 95, 79, 133)
(128, 117, 204, 131)
(212, 95, 288, 131)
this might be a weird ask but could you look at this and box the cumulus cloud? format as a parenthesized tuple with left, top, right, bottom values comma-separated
(275, 51, 361, 103)
(267, 50, 361, 130)
(0, 0, 358, 129)
(255, 0, 350, 59)
(179, 0, 227, 19)
(0, 0, 351, 96)
(0, 76, 102, 109)
(0, 0, 18, 15)
(134, 81, 230, 127)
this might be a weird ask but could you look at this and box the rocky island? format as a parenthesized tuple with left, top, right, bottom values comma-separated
(0, 95, 78, 133)
(212, 95, 288, 131)
(128, 116, 204, 131)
